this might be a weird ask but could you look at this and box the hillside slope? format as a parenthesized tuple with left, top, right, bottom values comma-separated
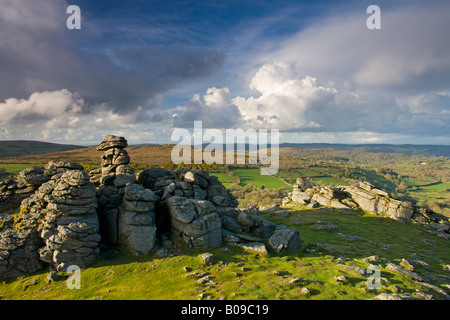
(0, 206, 449, 300)
(0, 140, 85, 158)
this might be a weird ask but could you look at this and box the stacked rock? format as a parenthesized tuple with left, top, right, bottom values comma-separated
(35, 170, 100, 271)
(139, 168, 239, 208)
(166, 196, 222, 248)
(138, 168, 239, 248)
(90, 135, 135, 187)
(118, 183, 159, 255)
(0, 162, 86, 207)
(1, 163, 100, 276)
(165, 196, 222, 248)
(0, 167, 49, 206)
(91, 135, 137, 244)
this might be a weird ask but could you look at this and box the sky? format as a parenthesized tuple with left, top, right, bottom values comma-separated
(0, 0, 449, 145)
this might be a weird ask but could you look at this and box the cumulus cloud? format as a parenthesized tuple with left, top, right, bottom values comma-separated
(233, 63, 337, 130)
(172, 87, 242, 128)
(174, 60, 450, 140)
(0, 89, 172, 144)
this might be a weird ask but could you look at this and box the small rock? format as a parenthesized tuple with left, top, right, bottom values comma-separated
(198, 253, 214, 265)
(387, 263, 423, 282)
(285, 277, 306, 286)
(334, 275, 348, 283)
(298, 287, 311, 296)
(46, 271, 60, 283)
(392, 285, 404, 293)
(198, 276, 211, 284)
(400, 258, 415, 271)
(414, 291, 433, 300)
(186, 272, 208, 279)
(183, 266, 192, 272)
(372, 293, 420, 300)
(25, 278, 40, 288)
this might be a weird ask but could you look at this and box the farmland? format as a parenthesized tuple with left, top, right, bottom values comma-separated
(1, 142, 449, 217)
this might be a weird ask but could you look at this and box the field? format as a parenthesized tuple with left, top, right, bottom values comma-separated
(0, 163, 40, 180)
(1, 206, 449, 300)
(230, 168, 290, 189)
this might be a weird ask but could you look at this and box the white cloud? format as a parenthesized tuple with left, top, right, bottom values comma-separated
(259, 3, 450, 94)
(0, 89, 172, 144)
(233, 63, 337, 130)
(0, 89, 83, 124)
(172, 86, 242, 128)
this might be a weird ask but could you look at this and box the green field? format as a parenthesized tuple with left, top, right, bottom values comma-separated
(295, 168, 322, 177)
(423, 182, 450, 191)
(0, 163, 41, 180)
(209, 172, 235, 188)
(312, 176, 347, 187)
(230, 168, 290, 189)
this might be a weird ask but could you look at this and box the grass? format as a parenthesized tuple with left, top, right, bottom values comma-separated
(294, 168, 321, 177)
(311, 176, 347, 187)
(0, 163, 41, 181)
(230, 168, 290, 189)
(209, 172, 235, 188)
(423, 182, 450, 191)
(1, 206, 449, 300)
(402, 178, 433, 186)
(0, 163, 41, 175)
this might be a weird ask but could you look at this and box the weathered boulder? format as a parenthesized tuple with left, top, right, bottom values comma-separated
(96, 135, 128, 151)
(166, 196, 222, 248)
(118, 183, 158, 255)
(0, 228, 43, 281)
(268, 228, 301, 253)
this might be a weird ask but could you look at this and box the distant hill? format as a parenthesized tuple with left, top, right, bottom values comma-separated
(0, 140, 85, 158)
(202, 143, 450, 157)
(278, 143, 450, 157)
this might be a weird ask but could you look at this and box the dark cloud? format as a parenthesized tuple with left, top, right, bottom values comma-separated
(0, 0, 225, 115)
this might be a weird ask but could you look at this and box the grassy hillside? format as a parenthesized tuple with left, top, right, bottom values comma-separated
(0, 206, 449, 300)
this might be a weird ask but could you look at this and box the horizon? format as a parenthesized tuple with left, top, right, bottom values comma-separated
(2, 139, 450, 148)
(1, 1, 450, 145)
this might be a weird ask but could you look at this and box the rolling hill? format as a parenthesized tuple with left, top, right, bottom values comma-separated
(0, 140, 85, 158)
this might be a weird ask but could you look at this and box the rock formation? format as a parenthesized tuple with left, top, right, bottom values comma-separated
(0, 135, 302, 281)
(0, 161, 100, 279)
(283, 177, 449, 230)
(118, 183, 158, 255)
(36, 170, 100, 271)
(90, 135, 136, 245)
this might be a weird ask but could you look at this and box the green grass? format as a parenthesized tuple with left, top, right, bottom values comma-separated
(402, 178, 433, 186)
(1, 206, 449, 300)
(311, 176, 347, 187)
(209, 172, 235, 188)
(423, 182, 450, 191)
(0, 163, 41, 181)
(0, 163, 41, 175)
(230, 168, 290, 189)
(294, 168, 322, 177)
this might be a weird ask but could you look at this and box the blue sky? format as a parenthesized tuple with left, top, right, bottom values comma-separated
(0, 0, 449, 145)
